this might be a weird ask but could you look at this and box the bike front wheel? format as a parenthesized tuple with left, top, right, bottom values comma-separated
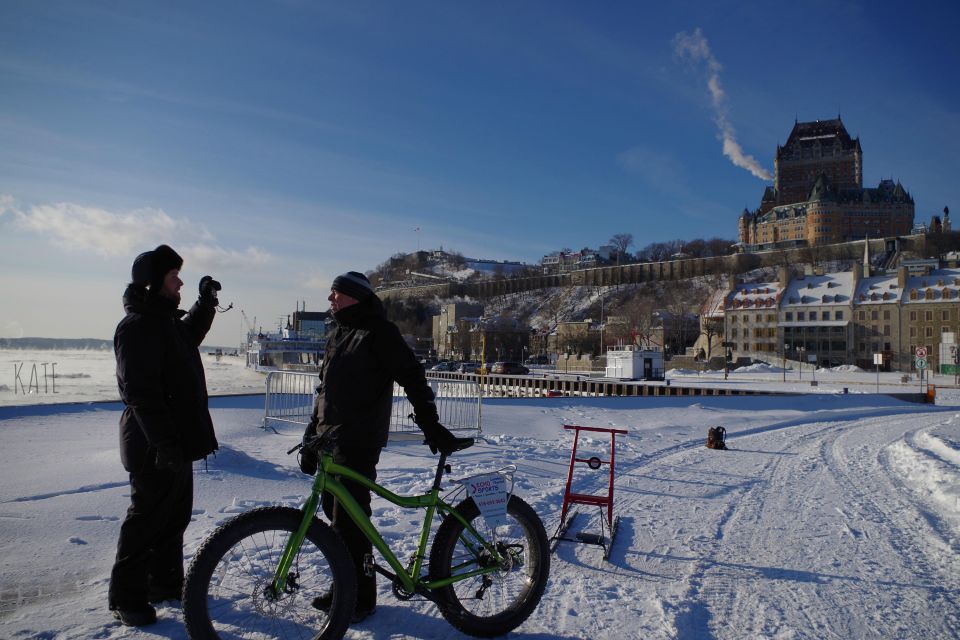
(429, 495, 550, 637)
(183, 506, 356, 640)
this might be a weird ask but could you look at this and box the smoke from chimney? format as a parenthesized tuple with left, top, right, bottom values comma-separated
(673, 28, 772, 181)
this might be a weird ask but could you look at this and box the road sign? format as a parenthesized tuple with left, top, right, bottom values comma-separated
(916, 347, 927, 358)
(915, 357, 927, 369)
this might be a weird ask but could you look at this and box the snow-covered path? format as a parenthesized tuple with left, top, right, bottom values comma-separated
(1, 393, 959, 639)
(528, 404, 960, 640)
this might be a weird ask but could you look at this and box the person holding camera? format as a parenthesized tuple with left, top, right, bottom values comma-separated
(108, 244, 222, 627)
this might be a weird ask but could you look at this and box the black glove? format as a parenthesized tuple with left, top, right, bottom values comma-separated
(299, 444, 318, 476)
(155, 445, 184, 470)
(420, 420, 458, 455)
(199, 275, 221, 307)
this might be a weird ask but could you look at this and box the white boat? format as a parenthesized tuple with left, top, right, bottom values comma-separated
(245, 309, 330, 373)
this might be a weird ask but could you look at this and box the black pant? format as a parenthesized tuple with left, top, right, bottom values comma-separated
(109, 463, 193, 610)
(321, 445, 381, 610)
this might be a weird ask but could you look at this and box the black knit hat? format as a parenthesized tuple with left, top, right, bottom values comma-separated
(131, 244, 183, 290)
(331, 271, 373, 301)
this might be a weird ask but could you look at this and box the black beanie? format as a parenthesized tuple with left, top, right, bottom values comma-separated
(131, 244, 183, 290)
(331, 271, 373, 301)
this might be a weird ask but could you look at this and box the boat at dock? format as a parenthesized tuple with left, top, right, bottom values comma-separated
(245, 307, 331, 373)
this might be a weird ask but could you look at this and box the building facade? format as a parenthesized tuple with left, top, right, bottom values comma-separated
(739, 118, 914, 250)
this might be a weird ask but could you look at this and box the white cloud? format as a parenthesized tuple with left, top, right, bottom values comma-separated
(1, 195, 273, 269)
(673, 28, 772, 181)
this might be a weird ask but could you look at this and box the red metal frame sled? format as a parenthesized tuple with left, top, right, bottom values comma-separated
(550, 424, 628, 560)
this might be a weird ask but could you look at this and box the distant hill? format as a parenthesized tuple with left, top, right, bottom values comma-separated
(0, 337, 113, 350)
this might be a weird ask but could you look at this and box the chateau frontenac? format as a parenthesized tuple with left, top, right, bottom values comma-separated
(738, 118, 914, 249)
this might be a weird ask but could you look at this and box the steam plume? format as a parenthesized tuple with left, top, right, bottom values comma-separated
(673, 28, 772, 181)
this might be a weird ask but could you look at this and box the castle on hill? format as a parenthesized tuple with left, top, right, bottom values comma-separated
(738, 118, 916, 250)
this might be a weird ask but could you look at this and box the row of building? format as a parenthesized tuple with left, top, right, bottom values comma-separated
(717, 255, 960, 373)
(428, 250, 960, 375)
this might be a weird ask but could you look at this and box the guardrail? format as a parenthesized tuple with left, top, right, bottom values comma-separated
(263, 371, 482, 436)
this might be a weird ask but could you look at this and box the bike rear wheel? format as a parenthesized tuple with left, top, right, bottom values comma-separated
(183, 506, 356, 640)
(429, 495, 550, 637)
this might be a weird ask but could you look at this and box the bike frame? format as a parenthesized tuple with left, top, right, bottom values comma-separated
(270, 447, 506, 600)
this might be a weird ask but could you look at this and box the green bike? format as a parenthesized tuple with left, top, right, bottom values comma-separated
(182, 432, 550, 639)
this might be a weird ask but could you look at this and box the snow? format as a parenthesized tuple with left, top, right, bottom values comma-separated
(2, 354, 960, 639)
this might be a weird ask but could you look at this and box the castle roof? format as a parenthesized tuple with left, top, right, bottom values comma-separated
(782, 118, 860, 152)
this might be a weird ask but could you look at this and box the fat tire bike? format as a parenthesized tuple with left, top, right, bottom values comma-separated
(182, 431, 550, 639)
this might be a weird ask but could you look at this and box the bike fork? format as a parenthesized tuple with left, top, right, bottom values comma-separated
(269, 490, 322, 596)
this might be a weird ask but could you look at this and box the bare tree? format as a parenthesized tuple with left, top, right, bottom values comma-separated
(612, 290, 658, 347)
(684, 238, 707, 258)
(700, 315, 724, 360)
(609, 233, 634, 264)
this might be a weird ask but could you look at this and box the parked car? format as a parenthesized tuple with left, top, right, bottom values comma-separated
(490, 361, 530, 375)
(430, 361, 455, 372)
(524, 355, 550, 365)
(456, 361, 480, 374)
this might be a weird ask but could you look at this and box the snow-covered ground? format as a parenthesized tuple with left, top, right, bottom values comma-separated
(2, 357, 959, 639)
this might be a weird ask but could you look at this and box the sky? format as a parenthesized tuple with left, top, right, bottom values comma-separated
(1, 365, 959, 638)
(1, 0, 958, 347)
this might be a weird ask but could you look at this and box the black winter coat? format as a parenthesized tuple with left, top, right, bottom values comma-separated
(307, 295, 438, 448)
(114, 285, 218, 472)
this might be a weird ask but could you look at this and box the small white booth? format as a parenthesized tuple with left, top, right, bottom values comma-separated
(604, 346, 664, 381)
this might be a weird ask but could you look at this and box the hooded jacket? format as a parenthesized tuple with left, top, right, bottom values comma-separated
(114, 284, 218, 472)
(307, 295, 438, 448)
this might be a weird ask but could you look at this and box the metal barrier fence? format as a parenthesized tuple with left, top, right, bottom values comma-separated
(263, 370, 482, 436)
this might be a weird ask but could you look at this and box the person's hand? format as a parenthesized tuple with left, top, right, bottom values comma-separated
(299, 444, 318, 475)
(420, 420, 458, 455)
(155, 445, 184, 470)
(199, 276, 221, 307)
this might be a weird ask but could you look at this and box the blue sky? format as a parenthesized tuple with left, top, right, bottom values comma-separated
(1, 0, 957, 346)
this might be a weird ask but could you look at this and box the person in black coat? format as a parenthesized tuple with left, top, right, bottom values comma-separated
(300, 271, 457, 622)
(108, 244, 222, 627)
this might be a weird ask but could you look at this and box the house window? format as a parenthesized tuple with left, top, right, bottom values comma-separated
(883, 325, 890, 336)
(858, 311, 865, 321)
(943, 326, 951, 334)
(835, 311, 843, 320)
(823, 311, 830, 321)
(910, 311, 917, 321)
(785, 312, 793, 321)
(883, 310, 890, 320)
(810, 311, 818, 321)
(943, 310, 951, 321)
(910, 327, 917, 337)
(925, 311, 933, 322)
(925, 327, 933, 337)
(871, 310, 878, 321)
(798, 312, 805, 321)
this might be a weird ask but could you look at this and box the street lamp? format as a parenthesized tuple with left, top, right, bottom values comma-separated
(782, 343, 788, 383)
